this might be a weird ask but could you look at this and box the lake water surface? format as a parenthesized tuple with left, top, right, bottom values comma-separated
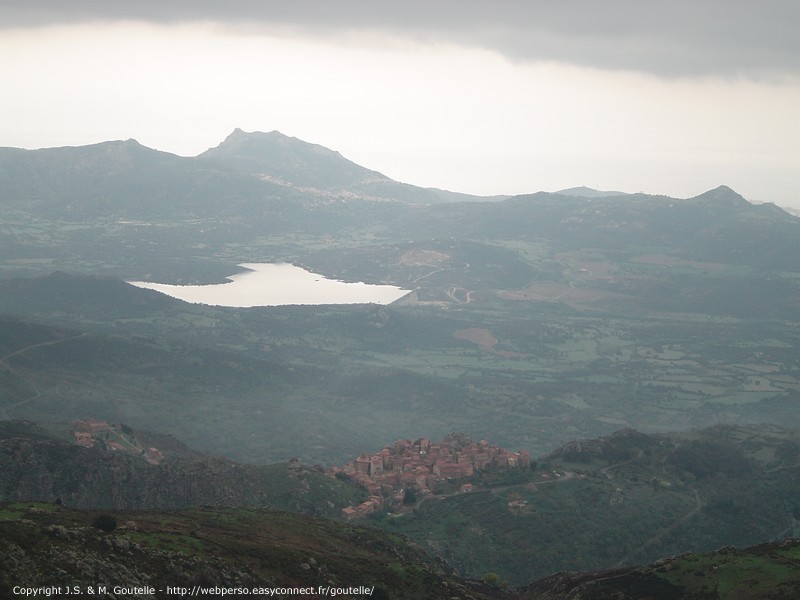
(128, 263, 411, 307)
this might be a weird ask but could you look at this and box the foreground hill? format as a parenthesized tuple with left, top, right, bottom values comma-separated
(1, 501, 797, 599)
(521, 537, 800, 600)
(0, 502, 504, 600)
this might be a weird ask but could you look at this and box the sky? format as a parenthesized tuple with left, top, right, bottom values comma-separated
(1, 1, 799, 208)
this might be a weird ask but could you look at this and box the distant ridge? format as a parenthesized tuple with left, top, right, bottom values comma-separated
(554, 185, 629, 198)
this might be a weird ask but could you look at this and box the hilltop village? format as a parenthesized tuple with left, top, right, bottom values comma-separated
(72, 419, 165, 465)
(330, 435, 531, 520)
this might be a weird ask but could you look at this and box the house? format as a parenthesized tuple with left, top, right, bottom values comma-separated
(74, 432, 94, 447)
(145, 447, 165, 465)
(433, 462, 464, 479)
(369, 455, 383, 476)
(354, 455, 371, 474)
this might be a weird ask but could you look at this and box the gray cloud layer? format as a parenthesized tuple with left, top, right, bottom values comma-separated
(2, 1, 797, 78)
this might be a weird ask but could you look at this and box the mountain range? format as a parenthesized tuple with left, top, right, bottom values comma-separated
(0, 129, 495, 220)
(1, 129, 799, 596)
(2, 130, 797, 286)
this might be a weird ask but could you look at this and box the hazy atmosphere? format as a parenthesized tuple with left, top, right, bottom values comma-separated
(2, 1, 798, 207)
(2, 3, 800, 596)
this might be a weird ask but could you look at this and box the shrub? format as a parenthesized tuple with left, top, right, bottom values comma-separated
(92, 514, 117, 532)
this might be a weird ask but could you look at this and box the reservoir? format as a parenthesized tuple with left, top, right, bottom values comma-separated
(128, 263, 411, 307)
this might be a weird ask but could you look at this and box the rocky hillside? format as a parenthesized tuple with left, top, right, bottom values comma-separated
(0, 502, 504, 600)
(0, 421, 361, 517)
(1, 502, 798, 599)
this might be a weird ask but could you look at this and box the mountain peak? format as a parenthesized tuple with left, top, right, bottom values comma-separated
(200, 129, 387, 188)
(223, 128, 285, 142)
(209, 128, 332, 158)
(690, 185, 749, 207)
(226, 127, 247, 140)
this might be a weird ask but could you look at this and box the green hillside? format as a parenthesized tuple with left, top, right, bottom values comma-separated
(1, 265, 798, 466)
(377, 424, 800, 586)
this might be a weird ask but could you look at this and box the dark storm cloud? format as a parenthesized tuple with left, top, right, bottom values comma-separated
(2, 1, 797, 78)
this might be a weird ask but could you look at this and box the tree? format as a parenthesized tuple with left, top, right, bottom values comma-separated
(92, 514, 117, 532)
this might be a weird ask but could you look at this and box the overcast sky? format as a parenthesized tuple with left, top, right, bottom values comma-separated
(1, 1, 798, 207)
